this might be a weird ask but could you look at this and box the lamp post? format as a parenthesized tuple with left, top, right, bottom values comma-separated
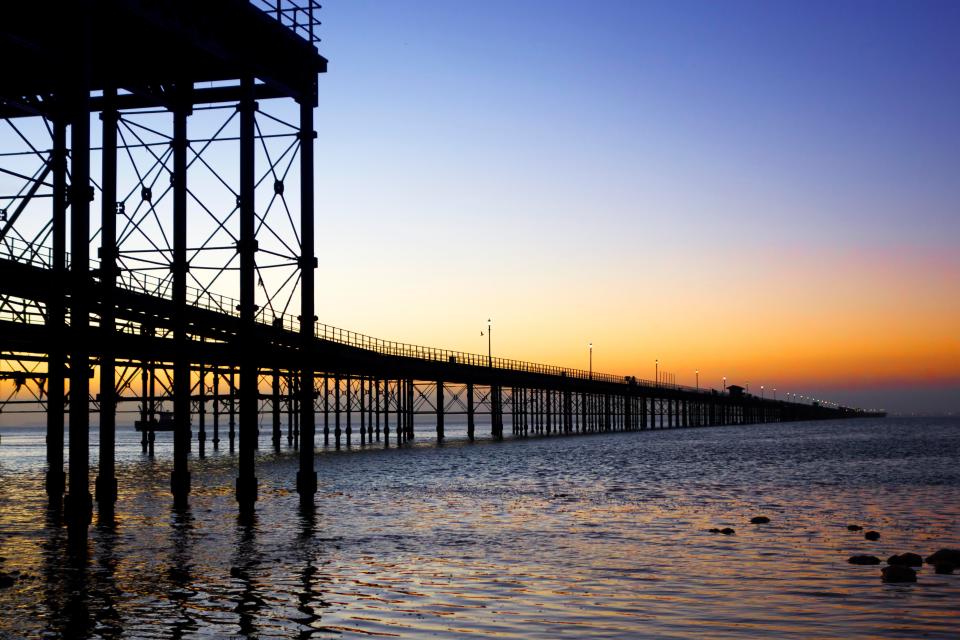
(589, 342, 593, 380)
(723, 376, 726, 391)
(773, 388, 777, 401)
(760, 385, 764, 400)
(696, 369, 699, 391)
(655, 359, 659, 387)
(487, 318, 492, 367)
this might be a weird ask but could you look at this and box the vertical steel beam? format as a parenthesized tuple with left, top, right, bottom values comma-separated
(334, 374, 342, 447)
(383, 380, 390, 445)
(436, 381, 444, 441)
(45, 118, 67, 504)
(323, 374, 329, 445)
(95, 85, 118, 513)
(198, 363, 207, 456)
(298, 96, 317, 506)
(467, 382, 475, 441)
(213, 367, 221, 447)
(236, 75, 258, 509)
(359, 377, 366, 444)
(171, 82, 192, 506)
(272, 368, 281, 451)
(345, 375, 352, 445)
(66, 4, 93, 535)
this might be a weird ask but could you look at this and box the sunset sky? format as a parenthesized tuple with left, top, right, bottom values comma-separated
(307, 0, 959, 414)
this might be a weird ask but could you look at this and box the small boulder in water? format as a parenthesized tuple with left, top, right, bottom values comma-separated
(0, 572, 14, 589)
(848, 555, 881, 565)
(864, 531, 881, 541)
(708, 528, 721, 533)
(934, 563, 955, 575)
(750, 516, 770, 524)
(881, 565, 917, 583)
(887, 553, 923, 567)
(925, 549, 960, 566)
(847, 524, 863, 531)
(720, 527, 735, 535)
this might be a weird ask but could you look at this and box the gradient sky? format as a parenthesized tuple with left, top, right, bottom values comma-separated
(305, 0, 959, 414)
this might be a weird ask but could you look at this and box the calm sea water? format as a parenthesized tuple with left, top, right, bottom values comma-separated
(0, 416, 958, 638)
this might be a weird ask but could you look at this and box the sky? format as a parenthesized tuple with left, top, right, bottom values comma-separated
(0, 0, 956, 418)
(305, 0, 959, 414)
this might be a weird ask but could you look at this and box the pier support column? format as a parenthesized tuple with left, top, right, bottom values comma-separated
(624, 394, 632, 433)
(407, 380, 415, 440)
(383, 380, 391, 445)
(197, 364, 207, 456)
(436, 381, 444, 441)
(396, 379, 404, 443)
(375, 379, 381, 441)
(171, 83, 193, 506)
(213, 368, 221, 447)
(229, 368, 237, 450)
(322, 375, 329, 445)
(547, 389, 553, 434)
(236, 76, 258, 511)
(467, 382, 475, 441)
(95, 86, 119, 514)
(296, 91, 318, 502)
(66, 23, 94, 537)
(272, 367, 282, 451)
(359, 377, 366, 445)
(45, 118, 67, 506)
(580, 392, 587, 434)
(334, 375, 342, 448)
(346, 376, 353, 445)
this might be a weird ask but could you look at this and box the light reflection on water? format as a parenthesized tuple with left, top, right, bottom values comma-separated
(0, 417, 958, 638)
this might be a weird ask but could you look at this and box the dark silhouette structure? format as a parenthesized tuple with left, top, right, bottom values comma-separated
(0, 1, 882, 543)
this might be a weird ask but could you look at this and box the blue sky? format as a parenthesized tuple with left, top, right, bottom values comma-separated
(302, 1, 959, 413)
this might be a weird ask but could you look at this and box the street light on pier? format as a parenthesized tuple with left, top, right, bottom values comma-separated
(655, 359, 659, 387)
(760, 385, 765, 400)
(696, 369, 699, 391)
(773, 388, 777, 401)
(723, 376, 727, 391)
(486, 318, 492, 367)
(589, 342, 593, 380)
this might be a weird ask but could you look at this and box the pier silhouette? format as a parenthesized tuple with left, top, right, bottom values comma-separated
(0, 0, 882, 544)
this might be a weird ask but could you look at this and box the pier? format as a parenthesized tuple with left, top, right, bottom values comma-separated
(0, 0, 882, 543)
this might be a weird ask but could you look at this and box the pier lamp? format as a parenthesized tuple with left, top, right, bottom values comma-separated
(696, 369, 699, 391)
(773, 388, 777, 400)
(589, 342, 593, 380)
(487, 318, 492, 367)
(723, 376, 726, 391)
(655, 359, 659, 387)
(760, 385, 764, 399)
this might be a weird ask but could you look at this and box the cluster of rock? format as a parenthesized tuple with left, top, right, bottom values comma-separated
(704, 516, 957, 586)
(845, 525, 959, 583)
(707, 514, 775, 536)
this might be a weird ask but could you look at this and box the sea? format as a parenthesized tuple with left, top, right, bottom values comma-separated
(0, 416, 957, 638)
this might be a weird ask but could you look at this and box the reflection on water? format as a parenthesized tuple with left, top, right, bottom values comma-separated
(0, 417, 958, 638)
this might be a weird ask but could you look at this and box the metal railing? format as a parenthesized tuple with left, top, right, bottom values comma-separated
(0, 237, 728, 393)
(250, 0, 322, 44)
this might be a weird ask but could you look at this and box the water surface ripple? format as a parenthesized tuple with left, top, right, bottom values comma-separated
(0, 417, 957, 638)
